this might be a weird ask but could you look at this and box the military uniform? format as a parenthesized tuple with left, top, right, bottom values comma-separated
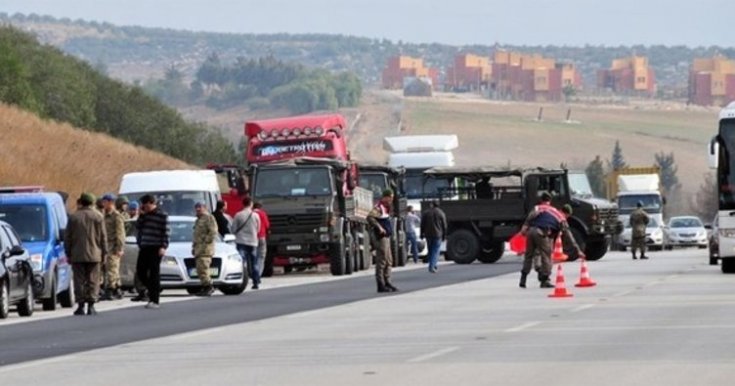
(102, 208, 126, 299)
(192, 211, 218, 291)
(65, 202, 107, 315)
(629, 207, 650, 259)
(368, 201, 396, 293)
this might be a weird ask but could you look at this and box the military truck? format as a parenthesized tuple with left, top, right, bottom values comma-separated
(358, 165, 409, 266)
(422, 167, 622, 263)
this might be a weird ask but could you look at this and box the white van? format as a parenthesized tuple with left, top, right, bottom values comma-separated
(119, 170, 221, 216)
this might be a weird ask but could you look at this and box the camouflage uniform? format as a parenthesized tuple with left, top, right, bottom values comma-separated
(367, 202, 396, 292)
(192, 211, 218, 288)
(103, 208, 126, 295)
(629, 208, 650, 259)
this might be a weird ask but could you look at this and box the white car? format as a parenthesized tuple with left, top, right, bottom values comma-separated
(618, 217, 664, 251)
(664, 216, 708, 250)
(121, 216, 247, 295)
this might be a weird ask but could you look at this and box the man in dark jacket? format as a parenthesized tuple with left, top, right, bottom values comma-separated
(65, 192, 107, 316)
(135, 194, 169, 309)
(213, 200, 232, 238)
(421, 201, 447, 273)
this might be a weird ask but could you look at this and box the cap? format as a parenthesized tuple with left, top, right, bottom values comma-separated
(128, 201, 139, 210)
(102, 193, 116, 201)
(382, 189, 394, 198)
(562, 204, 573, 215)
(194, 201, 206, 208)
(636, 201, 643, 208)
(79, 192, 95, 206)
(540, 191, 552, 202)
(116, 195, 129, 205)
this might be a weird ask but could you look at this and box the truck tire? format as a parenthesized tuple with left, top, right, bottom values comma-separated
(563, 227, 586, 262)
(59, 274, 75, 308)
(42, 272, 58, 311)
(478, 241, 504, 264)
(362, 227, 372, 270)
(447, 229, 479, 264)
(330, 239, 346, 276)
(345, 234, 354, 275)
(396, 230, 407, 267)
(721, 259, 735, 274)
(584, 239, 609, 261)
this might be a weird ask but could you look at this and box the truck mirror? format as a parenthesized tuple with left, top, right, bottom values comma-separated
(708, 137, 719, 169)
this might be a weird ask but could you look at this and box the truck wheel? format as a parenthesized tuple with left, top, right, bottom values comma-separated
(478, 241, 504, 264)
(585, 239, 609, 261)
(396, 230, 407, 267)
(330, 239, 346, 276)
(563, 227, 586, 262)
(59, 274, 75, 308)
(362, 228, 372, 270)
(42, 272, 58, 311)
(262, 255, 274, 278)
(447, 229, 479, 264)
(722, 259, 735, 274)
(345, 234, 354, 275)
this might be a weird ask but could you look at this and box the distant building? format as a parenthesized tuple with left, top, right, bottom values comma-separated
(689, 56, 735, 106)
(489, 51, 581, 102)
(382, 56, 438, 90)
(446, 54, 492, 91)
(597, 56, 656, 96)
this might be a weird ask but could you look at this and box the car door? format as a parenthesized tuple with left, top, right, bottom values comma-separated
(4, 225, 30, 299)
(0, 226, 20, 298)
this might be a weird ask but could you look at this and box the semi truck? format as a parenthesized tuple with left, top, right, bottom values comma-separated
(606, 167, 664, 249)
(707, 101, 735, 273)
(245, 114, 373, 276)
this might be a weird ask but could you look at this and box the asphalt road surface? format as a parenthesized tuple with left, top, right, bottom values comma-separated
(2, 249, 734, 386)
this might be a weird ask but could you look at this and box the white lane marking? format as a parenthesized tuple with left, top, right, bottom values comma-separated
(169, 327, 223, 341)
(505, 321, 541, 333)
(0, 354, 77, 374)
(407, 346, 459, 363)
(570, 304, 595, 313)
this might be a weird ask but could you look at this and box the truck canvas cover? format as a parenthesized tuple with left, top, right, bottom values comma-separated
(383, 135, 459, 153)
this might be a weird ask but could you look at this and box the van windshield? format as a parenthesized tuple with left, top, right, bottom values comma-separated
(124, 191, 210, 216)
(0, 204, 48, 242)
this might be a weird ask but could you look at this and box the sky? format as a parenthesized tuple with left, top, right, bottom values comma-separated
(1, 0, 732, 47)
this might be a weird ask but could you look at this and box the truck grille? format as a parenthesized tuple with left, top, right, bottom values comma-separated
(599, 207, 618, 222)
(270, 213, 325, 232)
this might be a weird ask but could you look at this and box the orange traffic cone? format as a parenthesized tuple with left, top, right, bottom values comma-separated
(575, 258, 597, 287)
(548, 263, 573, 298)
(551, 236, 568, 262)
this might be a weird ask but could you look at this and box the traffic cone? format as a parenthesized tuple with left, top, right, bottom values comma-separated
(548, 263, 573, 298)
(574, 258, 597, 287)
(551, 235, 568, 262)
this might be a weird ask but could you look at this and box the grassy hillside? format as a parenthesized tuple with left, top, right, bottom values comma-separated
(0, 103, 193, 208)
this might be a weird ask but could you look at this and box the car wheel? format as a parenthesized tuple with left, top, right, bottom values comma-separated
(17, 279, 34, 317)
(220, 279, 246, 295)
(0, 279, 9, 319)
(42, 272, 58, 311)
(59, 274, 75, 308)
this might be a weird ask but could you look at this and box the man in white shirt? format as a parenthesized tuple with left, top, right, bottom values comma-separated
(232, 197, 261, 289)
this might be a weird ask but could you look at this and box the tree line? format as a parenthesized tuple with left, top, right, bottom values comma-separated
(0, 26, 237, 165)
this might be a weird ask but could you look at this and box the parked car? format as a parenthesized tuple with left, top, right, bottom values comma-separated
(709, 214, 719, 265)
(121, 216, 246, 295)
(0, 191, 74, 311)
(664, 216, 708, 250)
(0, 220, 35, 319)
(618, 217, 664, 251)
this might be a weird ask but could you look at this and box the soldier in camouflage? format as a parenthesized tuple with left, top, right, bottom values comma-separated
(116, 196, 130, 221)
(629, 201, 650, 260)
(192, 201, 218, 296)
(101, 193, 126, 300)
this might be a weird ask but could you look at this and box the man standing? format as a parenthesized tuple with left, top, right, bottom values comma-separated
(630, 201, 650, 260)
(519, 193, 583, 288)
(420, 201, 447, 273)
(368, 189, 398, 293)
(136, 194, 169, 309)
(232, 197, 261, 289)
(405, 206, 421, 264)
(213, 200, 232, 238)
(101, 193, 126, 301)
(116, 196, 130, 221)
(192, 202, 218, 296)
(65, 192, 107, 316)
(127, 201, 140, 220)
(253, 202, 271, 279)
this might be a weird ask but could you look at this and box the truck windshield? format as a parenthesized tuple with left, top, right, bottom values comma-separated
(359, 174, 388, 199)
(124, 191, 209, 216)
(717, 120, 735, 210)
(0, 204, 48, 242)
(255, 168, 332, 197)
(618, 194, 662, 213)
(405, 174, 450, 199)
(568, 173, 594, 198)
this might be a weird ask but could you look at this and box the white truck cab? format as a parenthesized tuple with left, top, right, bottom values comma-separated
(119, 170, 221, 217)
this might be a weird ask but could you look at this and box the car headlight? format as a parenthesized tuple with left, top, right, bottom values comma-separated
(162, 256, 178, 266)
(652, 229, 663, 238)
(30, 254, 43, 271)
(228, 253, 242, 263)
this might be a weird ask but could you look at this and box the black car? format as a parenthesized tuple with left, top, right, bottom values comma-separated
(0, 220, 35, 319)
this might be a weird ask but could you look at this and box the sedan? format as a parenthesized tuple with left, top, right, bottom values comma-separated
(0, 220, 35, 319)
(618, 217, 664, 251)
(121, 216, 247, 295)
(664, 216, 708, 250)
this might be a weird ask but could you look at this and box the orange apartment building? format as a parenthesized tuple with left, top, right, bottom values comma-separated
(689, 56, 735, 106)
(490, 51, 581, 102)
(446, 54, 492, 91)
(382, 55, 438, 89)
(597, 56, 656, 96)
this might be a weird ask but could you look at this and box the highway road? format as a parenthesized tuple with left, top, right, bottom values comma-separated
(2, 249, 734, 386)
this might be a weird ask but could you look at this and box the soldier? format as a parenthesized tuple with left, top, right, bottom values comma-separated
(368, 189, 398, 293)
(630, 201, 650, 260)
(116, 196, 130, 221)
(95, 197, 105, 214)
(519, 193, 583, 288)
(192, 202, 218, 296)
(127, 201, 140, 221)
(100, 193, 126, 300)
(65, 192, 107, 315)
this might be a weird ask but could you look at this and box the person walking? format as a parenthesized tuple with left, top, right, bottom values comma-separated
(420, 201, 447, 273)
(630, 201, 650, 260)
(65, 192, 107, 316)
(405, 205, 421, 263)
(518, 193, 583, 288)
(135, 194, 169, 309)
(232, 197, 261, 289)
(368, 189, 398, 293)
(100, 193, 126, 301)
(192, 202, 218, 296)
(213, 200, 232, 238)
(253, 202, 271, 278)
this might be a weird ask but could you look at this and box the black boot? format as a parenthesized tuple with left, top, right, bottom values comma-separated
(100, 289, 112, 301)
(113, 288, 124, 300)
(539, 275, 554, 288)
(131, 291, 148, 302)
(377, 280, 388, 293)
(519, 273, 527, 288)
(196, 286, 214, 297)
(87, 302, 97, 315)
(640, 255, 649, 260)
(73, 302, 86, 316)
(632, 253, 637, 260)
(385, 282, 398, 292)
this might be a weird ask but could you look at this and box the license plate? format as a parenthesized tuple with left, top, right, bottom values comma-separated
(289, 257, 309, 264)
(189, 268, 219, 278)
(286, 245, 302, 251)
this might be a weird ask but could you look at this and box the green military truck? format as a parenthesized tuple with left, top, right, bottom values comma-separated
(421, 167, 622, 263)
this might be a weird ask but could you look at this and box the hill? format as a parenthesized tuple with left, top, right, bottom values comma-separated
(0, 103, 193, 208)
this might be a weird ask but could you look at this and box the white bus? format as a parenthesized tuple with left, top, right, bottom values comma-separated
(708, 101, 735, 273)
